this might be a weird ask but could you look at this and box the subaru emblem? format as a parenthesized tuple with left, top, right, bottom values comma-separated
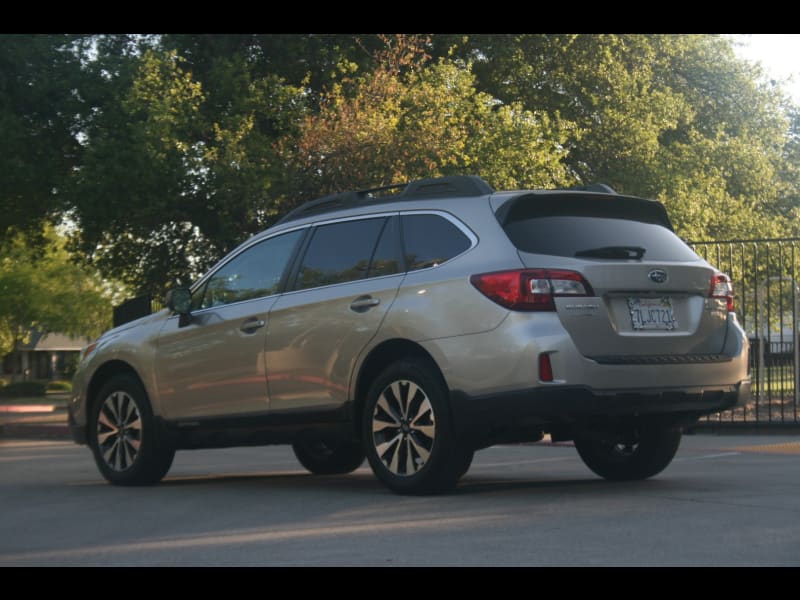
(648, 269, 668, 284)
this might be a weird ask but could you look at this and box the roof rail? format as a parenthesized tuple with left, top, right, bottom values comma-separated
(275, 175, 494, 225)
(403, 175, 494, 198)
(568, 183, 617, 194)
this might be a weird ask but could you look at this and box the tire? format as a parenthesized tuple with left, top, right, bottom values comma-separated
(574, 426, 682, 481)
(88, 374, 175, 486)
(292, 438, 365, 475)
(362, 359, 468, 495)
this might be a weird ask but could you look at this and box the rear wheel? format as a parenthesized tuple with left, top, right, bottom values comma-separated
(363, 359, 469, 495)
(89, 374, 175, 486)
(292, 439, 365, 475)
(574, 426, 682, 481)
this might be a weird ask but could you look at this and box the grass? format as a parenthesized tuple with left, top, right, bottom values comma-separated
(0, 379, 72, 411)
(0, 379, 72, 396)
(754, 366, 797, 394)
(46, 380, 72, 392)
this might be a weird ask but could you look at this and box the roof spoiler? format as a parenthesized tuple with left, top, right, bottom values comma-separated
(495, 190, 673, 231)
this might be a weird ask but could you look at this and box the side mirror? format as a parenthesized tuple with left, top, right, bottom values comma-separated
(165, 288, 193, 327)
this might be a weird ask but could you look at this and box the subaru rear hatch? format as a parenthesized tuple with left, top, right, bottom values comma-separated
(493, 191, 732, 361)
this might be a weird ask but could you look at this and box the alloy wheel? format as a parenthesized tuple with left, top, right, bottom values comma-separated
(371, 379, 436, 476)
(96, 391, 142, 472)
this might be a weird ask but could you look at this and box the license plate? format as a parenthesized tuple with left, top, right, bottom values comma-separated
(628, 297, 677, 330)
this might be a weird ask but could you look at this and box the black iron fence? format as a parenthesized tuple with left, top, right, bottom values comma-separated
(693, 238, 800, 425)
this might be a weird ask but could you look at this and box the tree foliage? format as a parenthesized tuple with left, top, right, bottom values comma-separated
(0, 35, 87, 241)
(277, 35, 576, 207)
(443, 34, 795, 240)
(67, 41, 308, 294)
(1, 33, 799, 299)
(0, 227, 116, 356)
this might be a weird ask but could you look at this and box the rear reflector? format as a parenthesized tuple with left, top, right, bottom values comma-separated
(710, 273, 734, 312)
(470, 269, 593, 311)
(539, 353, 554, 382)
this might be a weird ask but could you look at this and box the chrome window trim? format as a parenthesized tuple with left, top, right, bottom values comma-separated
(184, 209, 479, 309)
(309, 211, 400, 227)
(168, 293, 281, 319)
(279, 271, 407, 298)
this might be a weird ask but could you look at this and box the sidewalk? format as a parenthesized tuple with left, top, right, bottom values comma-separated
(0, 393, 70, 439)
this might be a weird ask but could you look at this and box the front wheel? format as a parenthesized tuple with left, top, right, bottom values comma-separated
(89, 374, 175, 486)
(363, 359, 469, 495)
(292, 438, 365, 475)
(574, 426, 682, 481)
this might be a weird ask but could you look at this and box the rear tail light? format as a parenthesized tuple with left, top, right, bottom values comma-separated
(470, 269, 594, 311)
(710, 273, 734, 312)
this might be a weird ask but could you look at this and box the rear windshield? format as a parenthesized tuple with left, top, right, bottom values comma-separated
(503, 215, 699, 261)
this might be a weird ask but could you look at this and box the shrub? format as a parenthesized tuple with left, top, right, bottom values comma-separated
(0, 380, 48, 397)
(46, 380, 72, 392)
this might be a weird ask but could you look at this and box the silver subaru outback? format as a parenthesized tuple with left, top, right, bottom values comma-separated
(69, 175, 749, 494)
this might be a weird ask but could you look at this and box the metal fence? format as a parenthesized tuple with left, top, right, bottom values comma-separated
(692, 238, 800, 426)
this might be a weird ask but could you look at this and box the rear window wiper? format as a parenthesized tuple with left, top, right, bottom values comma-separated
(574, 246, 646, 260)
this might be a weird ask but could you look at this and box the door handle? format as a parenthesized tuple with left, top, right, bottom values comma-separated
(350, 296, 381, 312)
(239, 318, 266, 333)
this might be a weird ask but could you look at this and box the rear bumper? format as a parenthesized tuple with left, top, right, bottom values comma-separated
(450, 380, 749, 445)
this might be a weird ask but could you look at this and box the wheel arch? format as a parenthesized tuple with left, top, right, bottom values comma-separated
(86, 360, 149, 428)
(352, 338, 446, 440)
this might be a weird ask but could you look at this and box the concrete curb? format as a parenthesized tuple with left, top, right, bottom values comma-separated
(0, 406, 70, 440)
(0, 422, 71, 440)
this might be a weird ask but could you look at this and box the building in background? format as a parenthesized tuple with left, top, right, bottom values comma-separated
(2, 330, 89, 381)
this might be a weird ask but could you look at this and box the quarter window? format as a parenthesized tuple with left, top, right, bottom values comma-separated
(402, 214, 471, 271)
(196, 229, 304, 309)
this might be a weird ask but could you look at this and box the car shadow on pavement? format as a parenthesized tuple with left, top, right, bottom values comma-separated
(114, 468, 670, 498)
(454, 475, 661, 496)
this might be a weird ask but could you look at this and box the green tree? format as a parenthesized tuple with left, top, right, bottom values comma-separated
(276, 35, 576, 209)
(441, 34, 796, 240)
(776, 105, 800, 225)
(0, 227, 117, 358)
(67, 41, 307, 296)
(4, 34, 799, 298)
(0, 34, 89, 241)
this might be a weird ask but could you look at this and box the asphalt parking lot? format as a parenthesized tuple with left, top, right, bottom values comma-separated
(1, 432, 799, 566)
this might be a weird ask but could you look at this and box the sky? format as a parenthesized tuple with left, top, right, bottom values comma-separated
(731, 34, 800, 104)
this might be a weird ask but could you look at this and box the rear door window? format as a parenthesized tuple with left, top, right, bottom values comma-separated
(294, 217, 388, 291)
(368, 216, 403, 278)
